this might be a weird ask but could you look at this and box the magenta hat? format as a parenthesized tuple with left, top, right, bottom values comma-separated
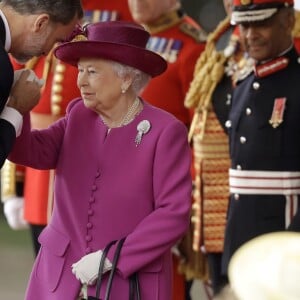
(54, 21, 167, 77)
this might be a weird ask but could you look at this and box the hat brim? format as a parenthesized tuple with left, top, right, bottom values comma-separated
(54, 41, 167, 77)
(229, 232, 300, 299)
(231, 8, 278, 24)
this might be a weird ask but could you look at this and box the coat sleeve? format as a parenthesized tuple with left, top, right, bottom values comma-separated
(8, 112, 66, 170)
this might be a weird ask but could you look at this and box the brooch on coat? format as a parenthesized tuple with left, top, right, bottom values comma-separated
(135, 120, 151, 146)
(269, 97, 286, 128)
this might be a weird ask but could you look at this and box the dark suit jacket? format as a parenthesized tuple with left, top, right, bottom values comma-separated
(0, 15, 17, 168)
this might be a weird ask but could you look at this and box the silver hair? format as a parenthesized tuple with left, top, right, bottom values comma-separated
(111, 62, 151, 94)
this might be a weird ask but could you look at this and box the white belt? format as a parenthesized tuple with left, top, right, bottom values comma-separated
(229, 169, 300, 228)
(229, 169, 300, 195)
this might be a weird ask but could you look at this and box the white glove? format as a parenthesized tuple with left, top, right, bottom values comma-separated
(72, 250, 112, 285)
(3, 197, 29, 230)
(13, 69, 44, 87)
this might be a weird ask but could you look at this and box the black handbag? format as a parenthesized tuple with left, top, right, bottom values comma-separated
(87, 238, 141, 300)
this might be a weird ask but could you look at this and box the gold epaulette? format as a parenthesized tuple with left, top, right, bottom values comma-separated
(144, 9, 183, 34)
(292, 11, 300, 38)
(1, 160, 17, 201)
(179, 22, 207, 43)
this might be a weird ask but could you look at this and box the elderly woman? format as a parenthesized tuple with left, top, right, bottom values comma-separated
(8, 21, 192, 300)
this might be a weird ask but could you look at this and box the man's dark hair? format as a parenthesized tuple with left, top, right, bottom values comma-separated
(2, 0, 83, 24)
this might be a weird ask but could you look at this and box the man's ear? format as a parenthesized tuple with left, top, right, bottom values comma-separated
(32, 14, 50, 33)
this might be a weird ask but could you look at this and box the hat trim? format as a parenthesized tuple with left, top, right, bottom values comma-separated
(231, 8, 278, 24)
(55, 41, 167, 77)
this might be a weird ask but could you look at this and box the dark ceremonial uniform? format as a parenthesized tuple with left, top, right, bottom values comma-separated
(0, 15, 17, 168)
(222, 47, 300, 273)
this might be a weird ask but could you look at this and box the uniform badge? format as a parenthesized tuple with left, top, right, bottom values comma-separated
(135, 120, 151, 146)
(269, 97, 286, 128)
(179, 23, 207, 43)
(83, 10, 119, 25)
(147, 37, 182, 63)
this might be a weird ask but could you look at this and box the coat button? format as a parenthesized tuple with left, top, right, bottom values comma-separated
(246, 108, 252, 115)
(225, 120, 232, 128)
(86, 222, 93, 229)
(240, 136, 247, 144)
(200, 245, 207, 254)
(85, 235, 92, 242)
(253, 82, 260, 90)
(226, 94, 232, 105)
(234, 194, 240, 200)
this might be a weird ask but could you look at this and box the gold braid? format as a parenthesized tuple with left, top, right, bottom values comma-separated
(292, 11, 300, 38)
(184, 16, 231, 142)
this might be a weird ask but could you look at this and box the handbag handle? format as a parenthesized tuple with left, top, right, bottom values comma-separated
(129, 273, 141, 300)
(88, 238, 140, 300)
(95, 240, 117, 299)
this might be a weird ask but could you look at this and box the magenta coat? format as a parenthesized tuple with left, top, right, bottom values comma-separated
(9, 99, 192, 300)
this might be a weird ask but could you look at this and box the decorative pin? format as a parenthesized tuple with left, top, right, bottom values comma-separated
(269, 97, 286, 128)
(135, 120, 151, 146)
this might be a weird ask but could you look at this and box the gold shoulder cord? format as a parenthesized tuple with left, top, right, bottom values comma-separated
(184, 16, 231, 142)
(292, 11, 300, 38)
(1, 160, 16, 201)
(25, 48, 63, 116)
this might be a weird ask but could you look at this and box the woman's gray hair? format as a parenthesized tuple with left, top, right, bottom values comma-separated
(112, 62, 151, 94)
(1, 0, 83, 24)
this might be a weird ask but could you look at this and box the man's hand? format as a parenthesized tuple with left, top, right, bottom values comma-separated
(3, 197, 28, 230)
(7, 69, 44, 115)
(72, 250, 112, 285)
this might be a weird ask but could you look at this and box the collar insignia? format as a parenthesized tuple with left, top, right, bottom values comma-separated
(255, 57, 289, 78)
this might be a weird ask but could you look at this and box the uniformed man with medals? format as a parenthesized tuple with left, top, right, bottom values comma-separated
(222, 0, 300, 279)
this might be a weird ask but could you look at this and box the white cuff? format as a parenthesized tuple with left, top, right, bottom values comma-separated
(0, 106, 23, 137)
